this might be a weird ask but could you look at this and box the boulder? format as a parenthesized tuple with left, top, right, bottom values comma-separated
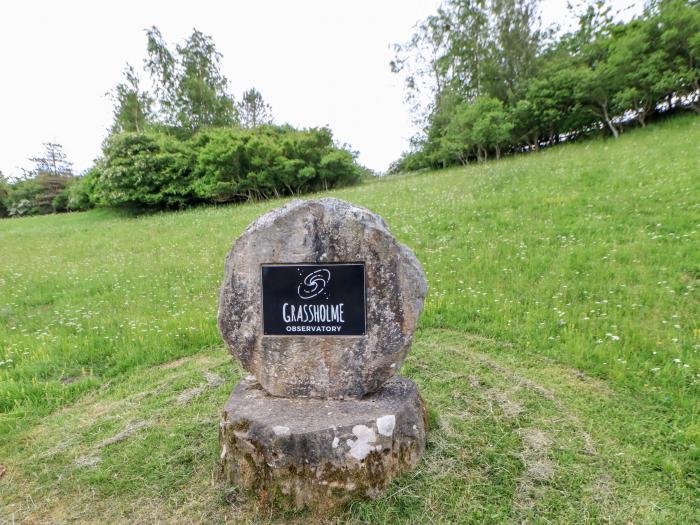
(218, 198, 427, 399)
(219, 375, 427, 509)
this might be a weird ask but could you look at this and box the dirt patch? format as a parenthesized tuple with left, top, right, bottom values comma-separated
(591, 472, 614, 505)
(487, 388, 523, 419)
(75, 455, 101, 469)
(204, 371, 224, 387)
(519, 429, 554, 481)
(512, 428, 555, 511)
(581, 431, 597, 455)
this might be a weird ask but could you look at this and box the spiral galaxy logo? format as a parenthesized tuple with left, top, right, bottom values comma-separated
(297, 268, 331, 300)
(261, 263, 365, 335)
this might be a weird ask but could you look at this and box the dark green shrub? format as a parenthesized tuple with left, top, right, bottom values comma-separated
(189, 125, 360, 203)
(92, 132, 196, 208)
(6, 178, 41, 216)
(5, 174, 75, 215)
(190, 128, 250, 201)
(91, 125, 360, 209)
(66, 170, 98, 211)
(0, 177, 9, 217)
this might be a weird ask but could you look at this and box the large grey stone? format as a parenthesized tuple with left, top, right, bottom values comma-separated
(219, 375, 427, 509)
(218, 198, 427, 399)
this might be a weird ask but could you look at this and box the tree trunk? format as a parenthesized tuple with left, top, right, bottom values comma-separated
(495, 145, 500, 160)
(601, 104, 619, 138)
(637, 113, 646, 127)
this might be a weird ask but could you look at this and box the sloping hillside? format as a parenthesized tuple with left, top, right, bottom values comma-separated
(1, 115, 698, 524)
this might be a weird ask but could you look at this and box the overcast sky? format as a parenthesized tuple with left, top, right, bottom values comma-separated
(0, 0, 642, 176)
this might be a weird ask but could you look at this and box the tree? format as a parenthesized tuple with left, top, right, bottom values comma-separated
(564, 0, 615, 55)
(144, 26, 238, 131)
(471, 97, 514, 159)
(522, 56, 594, 144)
(608, 19, 671, 126)
(29, 142, 73, 177)
(655, 0, 700, 113)
(25, 143, 75, 213)
(0, 172, 9, 217)
(575, 26, 628, 138)
(486, 0, 547, 103)
(391, 0, 492, 127)
(438, 96, 513, 164)
(388, 0, 700, 172)
(237, 88, 273, 128)
(109, 64, 153, 133)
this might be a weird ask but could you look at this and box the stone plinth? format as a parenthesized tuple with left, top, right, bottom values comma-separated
(217, 198, 427, 399)
(219, 375, 427, 509)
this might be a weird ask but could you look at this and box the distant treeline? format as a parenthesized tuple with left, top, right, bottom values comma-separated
(389, 0, 699, 172)
(1, 27, 362, 217)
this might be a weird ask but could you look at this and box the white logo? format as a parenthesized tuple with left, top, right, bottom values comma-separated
(297, 268, 331, 299)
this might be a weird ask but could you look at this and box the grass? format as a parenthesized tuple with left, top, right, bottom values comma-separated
(1, 114, 699, 523)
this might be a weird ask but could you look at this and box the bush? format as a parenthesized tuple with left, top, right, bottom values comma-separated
(90, 125, 361, 209)
(388, 150, 429, 174)
(91, 132, 196, 208)
(0, 178, 9, 217)
(66, 170, 98, 211)
(2, 175, 76, 216)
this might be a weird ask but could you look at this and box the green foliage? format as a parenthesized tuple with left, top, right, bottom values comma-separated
(109, 64, 153, 133)
(89, 126, 361, 208)
(392, 0, 700, 171)
(237, 87, 273, 128)
(144, 26, 237, 132)
(66, 170, 98, 211)
(92, 132, 196, 208)
(0, 143, 86, 218)
(655, 0, 700, 110)
(0, 173, 9, 217)
(90, 27, 358, 211)
(4, 175, 75, 216)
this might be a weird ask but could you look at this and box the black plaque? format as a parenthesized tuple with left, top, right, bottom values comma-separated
(261, 263, 366, 336)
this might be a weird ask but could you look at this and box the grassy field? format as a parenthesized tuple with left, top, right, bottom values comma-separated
(1, 115, 698, 523)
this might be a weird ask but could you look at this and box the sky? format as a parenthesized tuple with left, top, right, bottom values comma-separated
(0, 0, 642, 176)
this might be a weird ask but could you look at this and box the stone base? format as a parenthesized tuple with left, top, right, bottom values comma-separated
(219, 375, 427, 509)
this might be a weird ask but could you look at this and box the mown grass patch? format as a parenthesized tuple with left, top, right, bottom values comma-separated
(1, 330, 697, 523)
(1, 114, 698, 522)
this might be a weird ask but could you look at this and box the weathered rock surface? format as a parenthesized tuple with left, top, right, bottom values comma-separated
(219, 375, 427, 509)
(218, 198, 427, 399)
